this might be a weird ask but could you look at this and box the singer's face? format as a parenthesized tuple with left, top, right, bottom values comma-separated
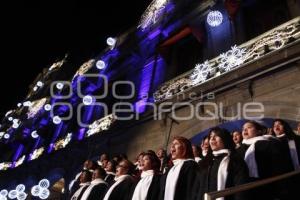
(170, 139, 186, 159)
(209, 132, 225, 151)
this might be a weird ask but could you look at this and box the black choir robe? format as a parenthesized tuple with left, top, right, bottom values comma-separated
(237, 139, 290, 200)
(277, 135, 300, 171)
(237, 139, 290, 178)
(106, 177, 136, 200)
(85, 183, 108, 200)
(71, 184, 90, 200)
(145, 174, 161, 200)
(159, 160, 200, 200)
(277, 135, 300, 199)
(104, 173, 115, 187)
(196, 153, 250, 200)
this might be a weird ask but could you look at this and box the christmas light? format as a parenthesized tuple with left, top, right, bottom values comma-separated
(31, 131, 39, 138)
(4, 134, 10, 139)
(138, 0, 169, 30)
(44, 104, 52, 111)
(83, 95, 94, 105)
(96, 60, 106, 70)
(0, 189, 8, 200)
(190, 61, 212, 85)
(207, 10, 223, 27)
(56, 83, 64, 90)
(86, 114, 116, 137)
(37, 81, 44, 87)
(53, 116, 62, 124)
(218, 45, 246, 72)
(106, 37, 116, 47)
(31, 179, 50, 199)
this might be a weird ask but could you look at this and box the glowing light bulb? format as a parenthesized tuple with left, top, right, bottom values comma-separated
(44, 104, 52, 111)
(96, 60, 106, 70)
(207, 10, 223, 27)
(53, 116, 62, 124)
(83, 95, 93, 105)
(106, 37, 116, 46)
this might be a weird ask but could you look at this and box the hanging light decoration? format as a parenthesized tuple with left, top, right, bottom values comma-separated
(31, 178, 50, 199)
(106, 37, 116, 47)
(0, 189, 8, 200)
(83, 95, 94, 105)
(56, 83, 64, 90)
(52, 116, 62, 124)
(44, 104, 52, 111)
(8, 184, 27, 200)
(96, 60, 106, 70)
(207, 10, 223, 27)
(31, 131, 39, 139)
(190, 61, 212, 85)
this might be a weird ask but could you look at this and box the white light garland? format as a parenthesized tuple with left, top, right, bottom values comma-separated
(73, 59, 95, 80)
(0, 189, 8, 200)
(218, 45, 246, 72)
(0, 162, 12, 171)
(8, 184, 27, 200)
(0, 132, 4, 139)
(190, 61, 212, 85)
(27, 98, 47, 119)
(86, 114, 116, 137)
(30, 147, 44, 161)
(48, 57, 66, 71)
(154, 18, 300, 102)
(23, 101, 32, 107)
(15, 155, 26, 167)
(153, 77, 193, 102)
(5, 110, 13, 117)
(138, 0, 169, 30)
(54, 133, 72, 150)
(31, 178, 50, 199)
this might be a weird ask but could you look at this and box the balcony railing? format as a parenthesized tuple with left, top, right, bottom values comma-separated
(204, 169, 300, 200)
(154, 17, 300, 102)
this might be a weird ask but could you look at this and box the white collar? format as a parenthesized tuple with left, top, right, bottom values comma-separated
(242, 136, 267, 145)
(141, 170, 154, 178)
(91, 178, 106, 185)
(79, 182, 90, 186)
(276, 133, 286, 138)
(114, 174, 131, 182)
(172, 159, 188, 166)
(106, 171, 116, 175)
(213, 149, 230, 156)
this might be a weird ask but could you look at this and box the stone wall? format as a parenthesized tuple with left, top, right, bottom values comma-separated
(107, 59, 300, 160)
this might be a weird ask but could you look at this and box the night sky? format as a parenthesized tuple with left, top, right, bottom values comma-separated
(0, 0, 151, 117)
